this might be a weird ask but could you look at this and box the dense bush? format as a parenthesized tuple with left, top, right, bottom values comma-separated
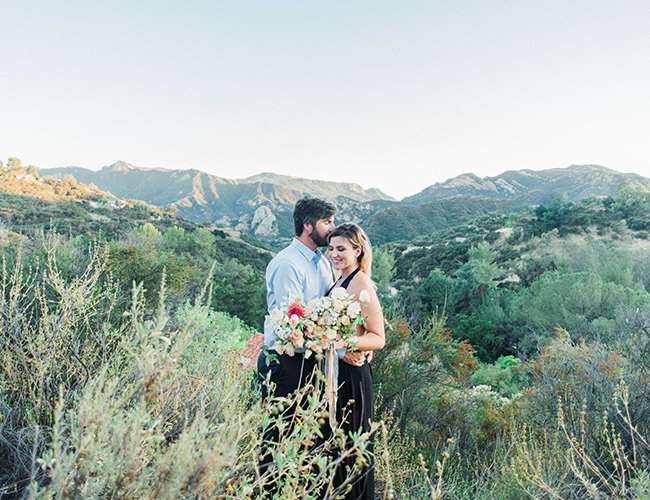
(0, 244, 373, 498)
(469, 355, 528, 398)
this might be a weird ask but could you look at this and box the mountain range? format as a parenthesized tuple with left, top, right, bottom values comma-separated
(37, 162, 649, 244)
(41, 161, 395, 239)
(403, 165, 647, 204)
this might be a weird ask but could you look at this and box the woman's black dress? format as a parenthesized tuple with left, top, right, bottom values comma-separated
(326, 268, 375, 500)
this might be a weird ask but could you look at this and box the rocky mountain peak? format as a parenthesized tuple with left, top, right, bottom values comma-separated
(105, 160, 135, 172)
(241, 172, 394, 202)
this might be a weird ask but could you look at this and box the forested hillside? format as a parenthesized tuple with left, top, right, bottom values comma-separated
(381, 187, 650, 358)
(367, 186, 650, 497)
(0, 160, 272, 328)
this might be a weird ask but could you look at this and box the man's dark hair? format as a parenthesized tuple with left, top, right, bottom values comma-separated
(293, 197, 336, 236)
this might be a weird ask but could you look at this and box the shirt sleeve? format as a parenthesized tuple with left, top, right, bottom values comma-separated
(268, 259, 304, 311)
(326, 260, 335, 289)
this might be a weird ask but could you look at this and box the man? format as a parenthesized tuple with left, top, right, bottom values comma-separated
(257, 197, 336, 398)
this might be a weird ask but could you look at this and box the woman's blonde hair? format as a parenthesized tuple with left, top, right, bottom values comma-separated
(328, 223, 373, 278)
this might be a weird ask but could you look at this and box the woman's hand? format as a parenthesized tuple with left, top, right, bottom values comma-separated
(333, 339, 348, 350)
(342, 350, 367, 367)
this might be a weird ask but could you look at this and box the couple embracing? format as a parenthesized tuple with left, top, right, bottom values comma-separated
(257, 197, 385, 499)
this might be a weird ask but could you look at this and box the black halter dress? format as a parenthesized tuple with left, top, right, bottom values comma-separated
(326, 268, 375, 500)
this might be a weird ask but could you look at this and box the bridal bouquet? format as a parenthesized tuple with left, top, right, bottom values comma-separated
(268, 287, 369, 427)
(268, 286, 367, 358)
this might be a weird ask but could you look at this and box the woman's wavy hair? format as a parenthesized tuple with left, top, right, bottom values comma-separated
(328, 223, 373, 278)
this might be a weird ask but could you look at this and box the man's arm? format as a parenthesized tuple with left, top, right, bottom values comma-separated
(268, 259, 304, 311)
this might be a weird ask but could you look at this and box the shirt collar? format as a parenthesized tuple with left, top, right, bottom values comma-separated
(312, 249, 322, 265)
(291, 238, 321, 266)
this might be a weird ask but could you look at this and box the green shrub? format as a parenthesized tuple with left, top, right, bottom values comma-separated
(469, 355, 529, 398)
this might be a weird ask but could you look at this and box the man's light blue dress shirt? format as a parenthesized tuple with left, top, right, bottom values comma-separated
(264, 238, 334, 348)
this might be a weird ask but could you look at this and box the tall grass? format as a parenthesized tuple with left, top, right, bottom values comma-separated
(1, 243, 374, 498)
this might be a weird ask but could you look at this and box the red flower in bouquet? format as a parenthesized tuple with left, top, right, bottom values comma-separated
(287, 302, 305, 318)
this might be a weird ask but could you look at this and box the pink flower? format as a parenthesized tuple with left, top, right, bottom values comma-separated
(290, 330, 305, 348)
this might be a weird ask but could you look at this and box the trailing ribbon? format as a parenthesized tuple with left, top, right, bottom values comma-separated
(327, 342, 336, 429)
(323, 343, 346, 429)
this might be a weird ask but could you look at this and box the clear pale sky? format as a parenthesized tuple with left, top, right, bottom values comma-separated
(1, 1, 649, 199)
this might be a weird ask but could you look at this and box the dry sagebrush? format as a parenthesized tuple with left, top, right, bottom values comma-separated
(1, 244, 374, 498)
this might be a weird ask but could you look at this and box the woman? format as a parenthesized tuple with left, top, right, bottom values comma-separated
(326, 223, 385, 499)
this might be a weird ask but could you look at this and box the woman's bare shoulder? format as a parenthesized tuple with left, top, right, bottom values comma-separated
(348, 272, 376, 296)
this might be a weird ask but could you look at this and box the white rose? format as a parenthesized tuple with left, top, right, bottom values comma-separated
(307, 298, 321, 311)
(359, 289, 371, 304)
(325, 329, 337, 340)
(330, 287, 347, 300)
(347, 302, 361, 318)
(270, 308, 284, 323)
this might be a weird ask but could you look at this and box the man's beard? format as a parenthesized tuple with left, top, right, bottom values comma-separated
(310, 230, 329, 248)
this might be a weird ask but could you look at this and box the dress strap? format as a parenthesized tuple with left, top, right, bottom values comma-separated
(340, 267, 361, 290)
(325, 267, 361, 296)
(325, 281, 338, 297)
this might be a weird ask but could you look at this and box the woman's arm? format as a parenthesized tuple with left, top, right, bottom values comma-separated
(349, 278, 385, 352)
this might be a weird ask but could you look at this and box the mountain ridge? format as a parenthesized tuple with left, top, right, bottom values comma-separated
(40, 160, 395, 240)
(404, 164, 648, 204)
(34, 161, 650, 244)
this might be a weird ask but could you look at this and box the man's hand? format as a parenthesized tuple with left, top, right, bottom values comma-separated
(342, 350, 369, 367)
